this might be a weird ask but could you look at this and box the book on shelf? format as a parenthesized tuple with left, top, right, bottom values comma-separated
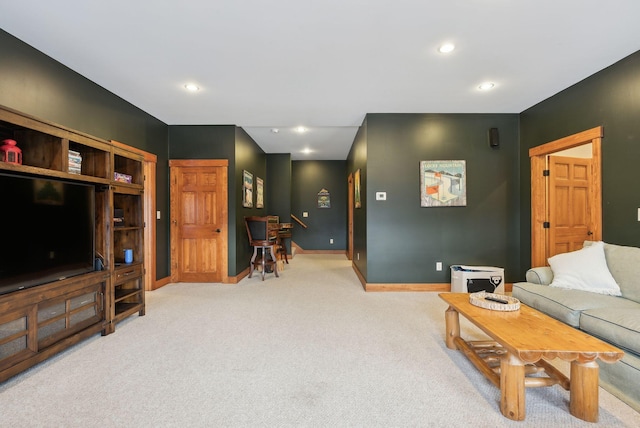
(68, 149, 82, 174)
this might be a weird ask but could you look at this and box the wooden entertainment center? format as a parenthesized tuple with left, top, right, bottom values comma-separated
(0, 105, 145, 382)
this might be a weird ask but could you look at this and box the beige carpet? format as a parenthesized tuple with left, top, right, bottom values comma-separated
(1, 254, 639, 427)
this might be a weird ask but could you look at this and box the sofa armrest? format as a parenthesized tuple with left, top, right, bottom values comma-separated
(525, 266, 554, 285)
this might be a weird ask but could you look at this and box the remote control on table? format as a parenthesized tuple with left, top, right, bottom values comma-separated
(484, 296, 508, 304)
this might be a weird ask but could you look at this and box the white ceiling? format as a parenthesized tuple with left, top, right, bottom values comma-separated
(2, 1, 640, 160)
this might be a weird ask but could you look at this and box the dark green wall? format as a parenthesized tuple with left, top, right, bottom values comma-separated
(266, 154, 292, 222)
(520, 50, 640, 271)
(168, 125, 236, 274)
(353, 113, 521, 283)
(0, 29, 171, 280)
(291, 161, 348, 250)
(167, 125, 267, 276)
(235, 127, 267, 273)
(266, 154, 292, 254)
(168, 125, 236, 160)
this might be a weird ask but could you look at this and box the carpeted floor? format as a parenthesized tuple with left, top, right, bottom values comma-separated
(1, 254, 639, 427)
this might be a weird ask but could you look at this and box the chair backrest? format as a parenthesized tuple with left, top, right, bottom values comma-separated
(245, 216, 270, 244)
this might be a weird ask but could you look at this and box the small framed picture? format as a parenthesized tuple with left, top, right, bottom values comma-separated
(317, 188, 330, 208)
(256, 177, 264, 208)
(242, 170, 253, 208)
(354, 169, 361, 208)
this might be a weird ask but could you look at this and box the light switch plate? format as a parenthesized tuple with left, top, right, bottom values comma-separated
(376, 192, 387, 201)
(303, 212, 308, 218)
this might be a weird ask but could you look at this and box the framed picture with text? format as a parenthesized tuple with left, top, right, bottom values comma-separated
(242, 170, 253, 208)
(256, 177, 264, 208)
(420, 160, 466, 207)
(354, 169, 361, 208)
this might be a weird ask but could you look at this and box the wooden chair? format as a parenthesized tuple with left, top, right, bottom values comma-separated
(244, 216, 279, 280)
(277, 223, 293, 263)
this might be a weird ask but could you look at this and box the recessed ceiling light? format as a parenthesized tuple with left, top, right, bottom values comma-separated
(271, 128, 279, 133)
(184, 83, 200, 92)
(296, 126, 307, 133)
(478, 82, 495, 91)
(301, 148, 313, 154)
(438, 43, 455, 54)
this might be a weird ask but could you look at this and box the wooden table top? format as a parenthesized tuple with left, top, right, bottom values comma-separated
(439, 293, 623, 364)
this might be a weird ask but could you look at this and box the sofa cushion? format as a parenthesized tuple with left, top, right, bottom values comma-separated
(584, 241, 640, 304)
(581, 306, 640, 355)
(598, 351, 640, 413)
(512, 282, 637, 327)
(548, 241, 621, 296)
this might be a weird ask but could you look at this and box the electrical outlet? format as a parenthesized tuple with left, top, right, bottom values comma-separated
(303, 212, 308, 218)
(330, 238, 334, 244)
(156, 210, 161, 220)
(436, 262, 443, 271)
(357, 253, 360, 261)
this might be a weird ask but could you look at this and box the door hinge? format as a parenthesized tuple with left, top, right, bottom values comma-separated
(543, 169, 550, 176)
(543, 221, 550, 228)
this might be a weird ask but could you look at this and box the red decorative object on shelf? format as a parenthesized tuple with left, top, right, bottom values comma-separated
(0, 139, 22, 164)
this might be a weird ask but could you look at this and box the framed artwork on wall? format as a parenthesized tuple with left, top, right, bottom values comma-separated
(354, 169, 361, 208)
(317, 188, 330, 208)
(256, 177, 264, 208)
(242, 170, 253, 208)
(420, 160, 466, 207)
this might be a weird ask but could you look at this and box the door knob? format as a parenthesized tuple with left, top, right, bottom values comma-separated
(216, 228, 221, 233)
(587, 231, 593, 236)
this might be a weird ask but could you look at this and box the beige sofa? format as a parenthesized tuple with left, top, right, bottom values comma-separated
(512, 241, 640, 412)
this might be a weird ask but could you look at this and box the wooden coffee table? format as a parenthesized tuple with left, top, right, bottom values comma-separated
(439, 293, 623, 422)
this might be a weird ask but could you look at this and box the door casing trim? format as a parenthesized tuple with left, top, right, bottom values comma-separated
(529, 127, 603, 267)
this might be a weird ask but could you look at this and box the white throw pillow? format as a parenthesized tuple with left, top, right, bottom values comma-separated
(548, 241, 621, 296)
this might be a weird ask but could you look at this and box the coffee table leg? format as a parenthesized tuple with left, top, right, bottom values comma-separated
(500, 352, 526, 421)
(444, 305, 460, 350)
(570, 360, 600, 422)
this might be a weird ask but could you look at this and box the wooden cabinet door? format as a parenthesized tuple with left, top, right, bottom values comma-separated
(170, 160, 228, 283)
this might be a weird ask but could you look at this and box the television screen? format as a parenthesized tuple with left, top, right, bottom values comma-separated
(0, 173, 95, 295)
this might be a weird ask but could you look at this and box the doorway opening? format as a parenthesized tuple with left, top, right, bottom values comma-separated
(529, 127, 603, 267)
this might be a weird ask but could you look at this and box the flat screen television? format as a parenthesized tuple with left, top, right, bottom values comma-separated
(0, 172, 95, 295)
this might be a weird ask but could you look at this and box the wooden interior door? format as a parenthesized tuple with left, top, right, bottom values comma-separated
(170, 160, 228, 283)
(530, 127, 602, 267)
(548, 156, 593, 257)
